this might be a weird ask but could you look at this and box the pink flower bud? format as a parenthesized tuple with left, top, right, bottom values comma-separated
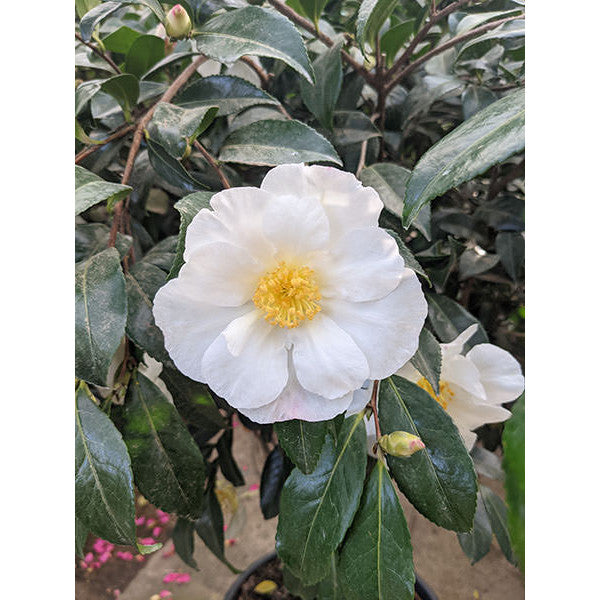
(378, 431, 426, 457)
(165, 4, 192, 40)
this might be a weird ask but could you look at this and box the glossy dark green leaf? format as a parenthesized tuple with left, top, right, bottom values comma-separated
(502, 393, 524, 570)
(275, 419, 328, 475)
(455, 10, 521, 35)
(75, 223, 132, 263)
(101, 74, 140, 118)
(316, 554, 343, 600)
(102, 25, 142, 54)
(474, 193, 524, 232)
(173, 518, 198, 570)
(357, 0, 398, 50)
(276, 414, 367, 584)
(124, 35, 165, 78)
(283, 565, 318, 600)
(141, 236, 178, 273)
(461, 85, 498, 120)
(146, 137, 206, 192)
(457, 20, 525, 60)
(168, 191, 214, 279)
(92, 81, 167, 120)
(177, 75, 279, 116)
(216, 429, 245, 487)
(384, 229, 429, 283)
(480, 485, 516, 565)
(195, 485, 225, 561)
(79, 1, 121, 41)
(122, 372, 206, 518)
(195, 6, 314, 83)
(75, 516, 89, 558)
(426, 292, 488, 350)
(75, 384, 136, 545)
(471, 446, 504, 481)
(76, 0, 100, 19)
(219, 119, 341, 166)
(459, 248, 500, 280)
(339, 460, 414, 600)
(360, 163, 430, 240)
(142, 41, 197, 78)
(403, 89, 525, 226)
(379, 376, 477, 532)
(148, 103, 218, 159)
(496, 231, 524, 282)
(76, 80, 102, 117)
(75, 248, 127, 386)
(75, 165, 132, 215)
(332, 111, 381, 146)
(260, 446, 292, 520)
(296, 0, 328, 27)
(381, 20, 414, 67)
(457, 490, 492, 565)
(116, 0, 165, 22)
(299, 42, 343, 130)
(409, 328, 441, 394)
(125, 262, 170, 364)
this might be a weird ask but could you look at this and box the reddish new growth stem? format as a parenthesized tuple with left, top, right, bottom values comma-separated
(370, 380, 381, 440)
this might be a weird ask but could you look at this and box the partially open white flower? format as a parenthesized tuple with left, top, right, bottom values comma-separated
(154, 164, 427, 423)
(397, 324, 524, 449)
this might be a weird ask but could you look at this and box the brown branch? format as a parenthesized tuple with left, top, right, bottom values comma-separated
(384, 15, 523, 93)
(75, 124, 135, 164)
(193, 140, 231, 189)
(75, 33, 121, 74)
(240, 56, 271, 88)
(370, 380, 381, 439)
(267, 0, 377, 87)
(109, 55, 208, 247)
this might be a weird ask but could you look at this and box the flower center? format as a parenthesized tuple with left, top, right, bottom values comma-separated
(416, 377, 455, 410)
(253, 261, 321, 328)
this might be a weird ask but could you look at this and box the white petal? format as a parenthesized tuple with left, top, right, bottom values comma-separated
(153, 278, 248, 382)
(395, 362, 422, 383)
(364, 415, 378, 457)
(466, 343, 524, 405)
(448, 395, 512, 431)
(183, 241, 263, 307)
(238, 362, 354, 423)
(346, 380, 373, 415)
(260, 164, 383, 241)
(222, 309, 262, 356)
(291, 313, 369, 400)
(184, 187, 274, 263)
(316, 227, 404, 302)
(440, 323, 479, 357)
(323, 268, 427, 379)
(201, 317, 288, 409)
(262, 189, 330, 256)
(460, 429, 478, 451)
(441, 353, 487, 401)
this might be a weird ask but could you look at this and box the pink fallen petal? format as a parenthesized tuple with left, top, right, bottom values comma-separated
(163, 572, 179, 583)
(79, 561, 88, 569)
(162, 544, 175, 558)
(116, 551, 133, 561)
(139, 537, 155, 546)
(156, 509, 168, 518)
(92, 561, 101, 569)
(223, 524, 228, 532)
(135, 516, 146, 526)
(242, 465, 248, 471)
(152, 527, 162, 537)
(146, 518, 156, 528)
(99, 551, 112, 564)
(93, 540, 106, 553)
(84, 552, 94, 563)
(159, 591, 172, 599)
(248, 483, 259, 491)
(176, 573, 191, 584)
(113, 591, 121, 598)
(135, 555, 145, 562)
(159, 515, 170, 525)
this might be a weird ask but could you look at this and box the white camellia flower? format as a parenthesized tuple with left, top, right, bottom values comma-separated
(397, 324, 524, 449)
(153, 164, 427, 423)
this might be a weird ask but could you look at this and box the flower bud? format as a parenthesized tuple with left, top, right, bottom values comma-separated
(165, 4, 192, 40)
(378, 431, 425, 457)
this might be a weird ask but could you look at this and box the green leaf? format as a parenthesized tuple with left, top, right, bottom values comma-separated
(195, 485, 225, 561)
(124, 262, 170, 364)
(146, 137, 206, 192)
(275, 419, 328, 475)
(296, 0, 328, 27)
(471, 446, 504, 481)
(75, 248, 127, 386)
(216, 429, 245, 487)
(459, 248, 500, 280)
(317, 555, 343, 600)
(141, 236, 178, 272)
(75, 223, 132, 263)
(379, 376, 478, 532)
(409, 328, 441, 394)
(168, 191, 214, 279)
(75, 165, 132, 215)
(381, 20, 414, 67)
(332, 111, 381, 146)
(177, 75, 279, 116)
(116, 0, 166, 22)
(384, 229, 429, 283)
(455, 10, 521, 35)
(260, 446, 292, 520)
(457, 20, 525, 60)
(76, 80, 102, 117)
(92, 81, 167, 120)
(480, 485, 516, 565)
(339, 460, 414, 600)
(403, 89, 525, 226)
(299, 41, 343, 130)
(138, 541, 163, 554)
(76, 0, 100, 20)
(121, 372, 206, 518)
(461, 85, 498, 120)
(75, 384, 136, 545)
(457, 490, 492, 565)
(75, 516, 89, 558)
(100, 74, 140, 118)
(195, 6, 314, 83)
(357, 0, 398, 51)
(173, 518, 198, 570)
(219, 119, 341, 166)
(425, 292, 488, 350)
(148, 103, 218, 159)
(124, 35, 165, 79)
(502, 393, 525, 570)
(283, 564, 318, 600)
(276, 414, 367, 584)
(496, 231, 524, 282)
(79, 1, 122, 41)
(360, 162, 430, 240)
(102, 25, 143, 54)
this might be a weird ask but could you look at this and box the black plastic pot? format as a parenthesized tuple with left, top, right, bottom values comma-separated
(224, 551, 438, 600)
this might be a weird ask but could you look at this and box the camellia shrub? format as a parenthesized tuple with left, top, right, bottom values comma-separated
(75, 0, 525, 597)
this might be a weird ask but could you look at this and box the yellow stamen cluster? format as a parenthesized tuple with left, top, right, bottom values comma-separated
(253, 261, 321, 328)
(416, 376, 455, 410)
